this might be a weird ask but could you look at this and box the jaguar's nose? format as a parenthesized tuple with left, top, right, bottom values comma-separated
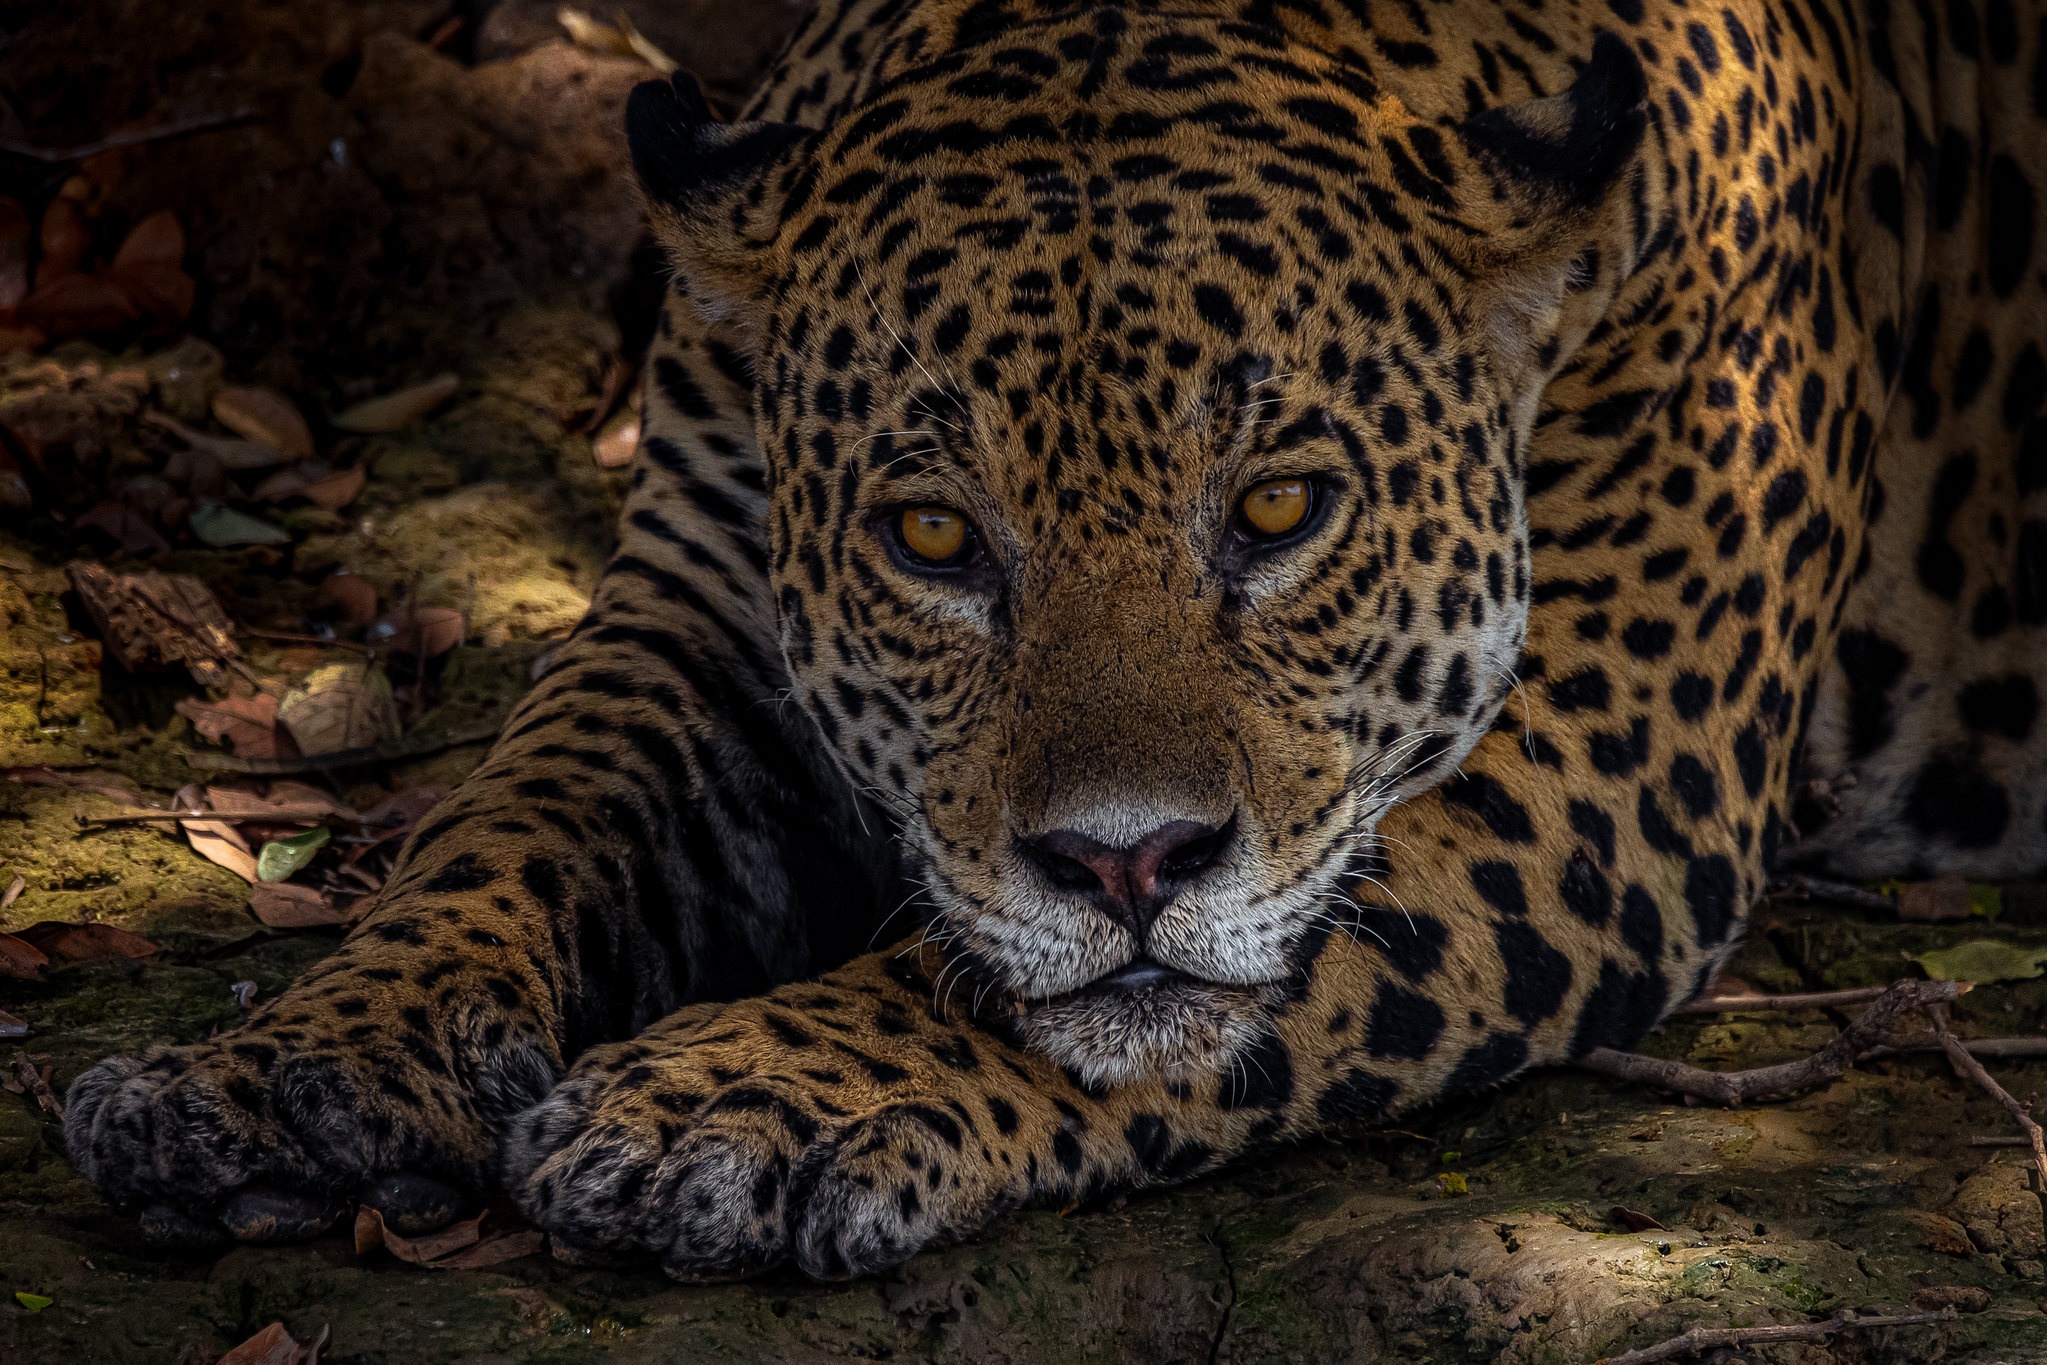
(1019, 816, 1236, 936)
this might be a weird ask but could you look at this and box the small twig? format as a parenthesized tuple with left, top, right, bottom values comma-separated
(1580, 979, 1962, 1106)
(1597, 1307, 1954, 1365)
(75, 806, 372, 830)
(1969, 1136, 2031, 1147)
(1864, 1034, 2047, 1060)
(184, 720, 502, 774)
(1766, 873, 1896, 914)
(1674, 985, 1889, 1015)
(1929, 1005, 2047, 1195)
(0, 108, 255, 162)
(240, 627, 371, 655)
(7, 1053, 63, 1118)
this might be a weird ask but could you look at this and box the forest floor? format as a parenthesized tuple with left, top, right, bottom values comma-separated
(2, 1, 2046, 1361)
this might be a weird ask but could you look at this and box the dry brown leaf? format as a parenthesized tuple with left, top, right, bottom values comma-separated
(249, 882, 343, 928)
(177, 694, 287, 759)
(216, 1321, 328, 1365)
(176, 783, 259, 882)
(279, 663, 398, 756)
(0, 196, 29, 312)
(1904, 1209, 1976, 1256)
(0, 934, 48, 981)
(74, 499, 173, 558)
(1609, 1206, 1667, 1233)
(331, 373, 459, 433)
(354, 1205, 484, 1263)
(360, 784, 449, 829)
(110, 210, 183, 270)
(1, 873, 22, 914)
(104, 261, 195, 323)
(146, 410, 291, 471)
(18, 273, 142, 335)
(254, 462, 364, 510)
(213, 385, 313, 458)
(35, 198, 87, 282)
(434, 1231, 546, 1270)
(13, 920, 161, 963)
(258, 782, 360, 820)
(592, 417, 638, 468)
(321, 571, 378, 625)
(9, 1053, 62, 1117)
(68, 563, 243, 685)
(1898, 871, 1973, 922)
(368, 606, 465, 659)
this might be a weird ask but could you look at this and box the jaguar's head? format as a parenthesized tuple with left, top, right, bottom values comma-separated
(629, 14, 1648, 1084)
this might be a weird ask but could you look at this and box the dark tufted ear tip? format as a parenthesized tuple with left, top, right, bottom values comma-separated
(1461, 28, 1648, 211)
(626, 71, 716, 205)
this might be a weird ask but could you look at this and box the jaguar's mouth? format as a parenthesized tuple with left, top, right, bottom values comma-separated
(1018, 957, 1268, 1087)
(1072, 955, 1193, 996)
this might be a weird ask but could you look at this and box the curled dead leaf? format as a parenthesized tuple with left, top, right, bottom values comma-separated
(249, 881, 343, 929)
(216, 1320, 328, 1365)
(321, 571, 378, 625)
(368, 605, 464, 659)
(17, 273, 141, 335)
(175, 783, 259, 882)
(360, 783, 448, 829)
(177, 693, 287, 758)
(214, 386, 313, 459)
(331, 373, 459, 433)
(352, 1206, 542, 1270)
(74, 499, 172, 558)
(147, 410, 291, 470)
(1609, 1206, 1667, 1233)
(0, 935, 49, 981)
(254, 461, 364, 511)
(104, 261, 195, 322)
(110, 210, 183, 270)
(13, 920, 161, 963)
(278, 662, 398, 756)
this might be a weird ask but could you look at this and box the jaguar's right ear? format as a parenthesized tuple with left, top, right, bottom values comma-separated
(626, 73, 816, 326)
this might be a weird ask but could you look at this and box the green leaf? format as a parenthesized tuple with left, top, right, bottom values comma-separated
(189, 501, 291, 547)
(1912, 939, 2047, 983)
(1968, 883, 2004, 921)
(15, 1292, 52, 1312)
(256, 826, 330, 882)
(1440, 1150, 1462, 1164)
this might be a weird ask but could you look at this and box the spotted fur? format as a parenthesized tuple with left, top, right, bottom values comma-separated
(66, 0, 2047, 1279)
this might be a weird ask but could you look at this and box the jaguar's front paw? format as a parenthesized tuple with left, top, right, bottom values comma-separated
(507, 977, 1066, 1280)
(65, 982, 556, 1244)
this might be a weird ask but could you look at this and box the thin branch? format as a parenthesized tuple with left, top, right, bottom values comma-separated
(1673, 985, 1888, 1015)
(1929, 1005, 2047, 1195)
(1765, 873, 1896, 914)
(0, 108, 255, 163)
(184, 720, 502, 774)
(1864, 1034, 2047, 1060)
(76, 806, 374, 830)
(1969, 1136, 2032, 1148)
(1579, 979, 1963, 1106)
(1597, 1308, 1955, 1365)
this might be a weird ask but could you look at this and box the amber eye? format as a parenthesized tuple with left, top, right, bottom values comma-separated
(896, 505, 973, 566)
(1238, 478, 1313, 539)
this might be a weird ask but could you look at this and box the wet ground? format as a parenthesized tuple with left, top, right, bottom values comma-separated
(2, 1, 2045, 1360)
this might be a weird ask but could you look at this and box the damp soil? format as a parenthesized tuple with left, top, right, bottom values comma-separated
(2, 2, 2046, 1360)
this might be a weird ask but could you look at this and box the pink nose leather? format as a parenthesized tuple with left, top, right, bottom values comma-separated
(1025, 819, 1228, 934)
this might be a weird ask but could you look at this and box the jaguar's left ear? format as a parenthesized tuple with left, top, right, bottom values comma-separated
(626, 73, 818, 328)
(1449, 31, 1652, 384)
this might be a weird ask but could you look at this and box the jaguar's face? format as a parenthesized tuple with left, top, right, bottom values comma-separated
(630, 12, 1645, 1083)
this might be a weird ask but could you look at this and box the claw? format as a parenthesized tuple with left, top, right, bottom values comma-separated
(220, 1184, 346, 1242)
(361, 1170, 477, 1236)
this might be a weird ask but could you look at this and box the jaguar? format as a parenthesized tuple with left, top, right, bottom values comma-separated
(64, 0, 2047, 1280)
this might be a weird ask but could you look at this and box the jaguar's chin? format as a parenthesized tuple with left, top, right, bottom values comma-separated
(1015, 961, 1269, 1088)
